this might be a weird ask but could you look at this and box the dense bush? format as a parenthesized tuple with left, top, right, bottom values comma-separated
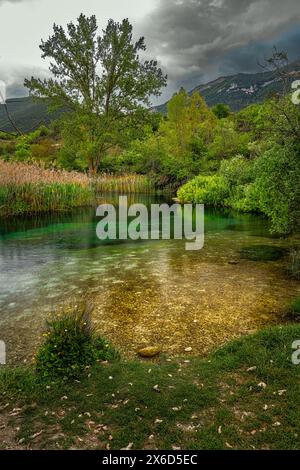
(178, 174, 230, 206)
(35, 304, 119, 378)
(251, 144, 300, 234)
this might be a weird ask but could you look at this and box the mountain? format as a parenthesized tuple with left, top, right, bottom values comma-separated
(2, 61, 300, 133)
(0, 97, 60, 134)
(154, 60, 300, 113)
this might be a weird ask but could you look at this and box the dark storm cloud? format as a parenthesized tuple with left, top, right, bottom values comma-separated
(219, 26, 300, 77)
(139, 0, 300, 97)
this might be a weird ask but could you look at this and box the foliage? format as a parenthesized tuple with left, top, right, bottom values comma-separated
(35, 304, 119, 378)
(25, 15, 167, 172)
(177, 95, 300, 234)
(177, 174, 230, 206)
(118, 89, 217, 187)
(251, 143, 300, 233)
(212, 103, 231, 119)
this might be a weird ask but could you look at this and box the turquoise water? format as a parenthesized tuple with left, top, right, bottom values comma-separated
(0, 195, 299, 363)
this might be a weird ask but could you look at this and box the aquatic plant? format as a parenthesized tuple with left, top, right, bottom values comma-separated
(94, 173, 154, 194)
(239, 245, 287, 262)
(0, 160, 94, 216)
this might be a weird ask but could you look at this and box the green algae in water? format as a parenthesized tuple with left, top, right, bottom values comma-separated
(239, 245, 288, 262)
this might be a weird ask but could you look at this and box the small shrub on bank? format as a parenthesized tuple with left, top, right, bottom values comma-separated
(35, 304, 119, 378)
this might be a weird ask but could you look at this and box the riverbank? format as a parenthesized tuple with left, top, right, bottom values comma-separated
(1, 323, 300, 450)
(0, 161, 94, 216)
(0, 161, 154, 217)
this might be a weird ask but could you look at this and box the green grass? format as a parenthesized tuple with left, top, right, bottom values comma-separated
(1, 324, 300, 450)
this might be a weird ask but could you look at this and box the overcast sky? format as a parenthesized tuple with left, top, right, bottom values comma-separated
(1, 0, 300, 104)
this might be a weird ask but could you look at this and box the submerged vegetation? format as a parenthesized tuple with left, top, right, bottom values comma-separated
(239, 245, 288, 262)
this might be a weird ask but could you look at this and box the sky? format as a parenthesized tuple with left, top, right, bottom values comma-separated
(0, 0, 300, 104)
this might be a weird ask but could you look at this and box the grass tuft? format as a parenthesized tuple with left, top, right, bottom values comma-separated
(35, 304, 119, 379)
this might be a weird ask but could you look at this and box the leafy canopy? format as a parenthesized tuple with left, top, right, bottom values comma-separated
(24, 14, 167, 171)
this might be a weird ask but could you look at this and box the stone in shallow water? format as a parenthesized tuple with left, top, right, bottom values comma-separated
(138, 346, 160, 358)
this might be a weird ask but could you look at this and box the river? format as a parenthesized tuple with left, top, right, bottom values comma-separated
(0, 194, 299, 364)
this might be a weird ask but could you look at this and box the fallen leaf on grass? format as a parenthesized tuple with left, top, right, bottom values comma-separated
(258, 382, 267, 389)
(30, 430, 44, 440)
(121, 442, 133, 450)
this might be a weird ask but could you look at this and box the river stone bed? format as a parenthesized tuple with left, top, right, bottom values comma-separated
(0, 203, 300, 365)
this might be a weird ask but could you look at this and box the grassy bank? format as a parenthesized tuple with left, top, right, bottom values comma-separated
(1, 324, 300, 450)
(0, 161, 94, 216)
(0, 161, 156, 216)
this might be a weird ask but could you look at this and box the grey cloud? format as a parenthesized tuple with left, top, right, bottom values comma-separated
(138, 0, 300, 98)
(0, 64, 49, 99)
(0, 0, 31, 4)
(0, 0, 26, 5)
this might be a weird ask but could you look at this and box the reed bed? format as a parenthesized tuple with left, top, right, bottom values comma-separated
(0, 161, 94, 216)
(94, 173, 154, 194)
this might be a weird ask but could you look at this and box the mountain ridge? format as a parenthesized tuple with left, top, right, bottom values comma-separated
(154, 60, 300, 113)
(1, 61, 300, 133)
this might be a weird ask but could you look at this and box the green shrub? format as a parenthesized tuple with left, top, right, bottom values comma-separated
(177, 174, 230, 206)
(35, 304, 119, 378)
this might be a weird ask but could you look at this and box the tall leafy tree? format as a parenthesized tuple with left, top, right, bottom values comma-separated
(25, 14, 167, 172)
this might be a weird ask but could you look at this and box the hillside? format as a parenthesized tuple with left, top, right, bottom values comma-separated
(0, 97, 60, 133)
(1, 61, 300, 132)
(155, 60, 300, 113)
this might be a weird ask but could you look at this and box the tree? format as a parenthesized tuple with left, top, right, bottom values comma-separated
(163, 89, 215, 157)
(212, 103, 231, 119)
(24, 14, 167, 173)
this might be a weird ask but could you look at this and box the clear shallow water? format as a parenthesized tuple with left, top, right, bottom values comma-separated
(0, 194, 299, 364)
